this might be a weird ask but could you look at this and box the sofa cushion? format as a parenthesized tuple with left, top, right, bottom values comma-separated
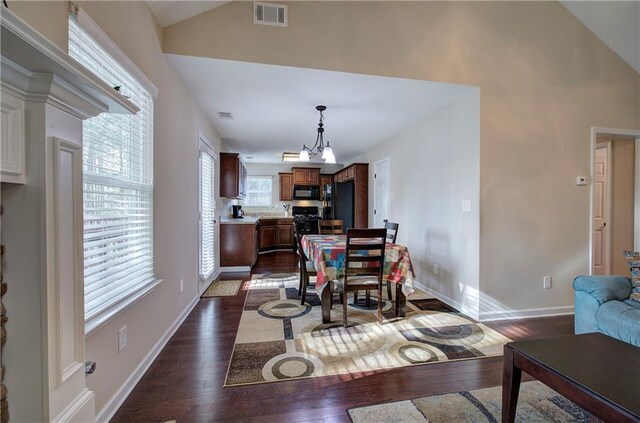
(597, 300, 640, 347)
(623, 251, 640, 302)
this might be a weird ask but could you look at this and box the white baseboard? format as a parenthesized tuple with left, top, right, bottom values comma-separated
(219, 266, 251, 273)
(414, 282, 574, 322)
(479, 305, 575, 322)
(95, 295, 199, 423)
(54, 388, 95, 423)
(415, 282, 480, 321)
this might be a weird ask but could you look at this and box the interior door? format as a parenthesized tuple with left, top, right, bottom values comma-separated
(199, 138, 216, 291)
(373, 158, 390, 227)
(593, 143, 610, 275)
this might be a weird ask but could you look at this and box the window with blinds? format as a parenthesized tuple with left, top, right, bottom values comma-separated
(69, 17, 156, 329)
(199, 143, 216, 282)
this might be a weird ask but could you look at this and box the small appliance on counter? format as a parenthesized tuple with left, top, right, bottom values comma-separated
(232, 205, 245, 218)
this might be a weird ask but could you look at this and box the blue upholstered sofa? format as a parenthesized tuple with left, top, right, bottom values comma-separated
(573, 275, 640, 347)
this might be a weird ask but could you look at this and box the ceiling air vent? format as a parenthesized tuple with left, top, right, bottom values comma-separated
(254, 2, 287, 27)
(217, 111, 234, 120)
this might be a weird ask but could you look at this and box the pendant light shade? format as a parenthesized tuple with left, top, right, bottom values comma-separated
(298, 147, 310, 162)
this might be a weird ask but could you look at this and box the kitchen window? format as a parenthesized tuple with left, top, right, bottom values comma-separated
(245, 176, 273, 207)
(69, 12, 159, 334)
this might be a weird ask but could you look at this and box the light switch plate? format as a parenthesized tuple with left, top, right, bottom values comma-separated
(543, 276, 552, 289)
(462, 200, 471, 213)
(433, 264, 439, 276)
(179, 278, 184, 294)
(118, 326, 127, 352)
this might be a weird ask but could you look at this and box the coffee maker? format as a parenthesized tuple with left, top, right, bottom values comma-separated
(232, 205, 244, 219)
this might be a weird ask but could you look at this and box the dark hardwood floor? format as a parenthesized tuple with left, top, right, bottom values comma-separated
(111, 251, 574, 422)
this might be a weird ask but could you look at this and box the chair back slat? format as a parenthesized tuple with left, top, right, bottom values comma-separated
(344, 228, 386, 287)
(294, 223, 309, 261)
(318, 219, 344, 235)
(384, 221, 399, 244)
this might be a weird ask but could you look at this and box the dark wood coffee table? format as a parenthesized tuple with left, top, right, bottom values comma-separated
(502, 333, 640, 423)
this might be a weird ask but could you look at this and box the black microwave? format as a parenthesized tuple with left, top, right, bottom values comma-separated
(293, 185, 320, 200)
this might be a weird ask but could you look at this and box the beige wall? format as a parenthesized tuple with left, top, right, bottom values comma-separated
(598, 135, 636, 275)
(365, 91, 481, 317)
(7, 1, 226, 419)
(164, 1, 640, 317)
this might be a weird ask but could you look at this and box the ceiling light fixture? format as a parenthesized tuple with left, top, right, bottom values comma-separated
(298, 105, 336, 164)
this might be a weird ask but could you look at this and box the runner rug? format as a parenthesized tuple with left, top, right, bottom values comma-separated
(224, 273, 511, 386)
(348, 380, 600, 422)
(201, 279, 242, 298)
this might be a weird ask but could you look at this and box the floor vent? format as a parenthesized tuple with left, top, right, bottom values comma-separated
(254, 2, 287, 27)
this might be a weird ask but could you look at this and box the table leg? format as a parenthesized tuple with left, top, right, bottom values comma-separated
(502, 345, 521, 423)
(395, 284, 406, 317)
(321, 281, 333, 324)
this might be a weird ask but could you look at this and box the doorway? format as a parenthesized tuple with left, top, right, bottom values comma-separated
(373, 157, 390, 228)
(590, 128, 640, 275)
(199, 135, 216, 293)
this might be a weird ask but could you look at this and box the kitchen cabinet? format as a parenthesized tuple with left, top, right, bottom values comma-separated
(278, 172, 293, 201)
(258, 218, 294, 251)
(319, 174, 332, 200)
(258, 219, 277, 251)
(292, 167, 320, 185)
(220, 152, 247, 199)
(276, 220, 294, 248)
(220, 222, 257, 267)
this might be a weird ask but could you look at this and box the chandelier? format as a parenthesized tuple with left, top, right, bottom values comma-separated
(299, 105, 336, 164)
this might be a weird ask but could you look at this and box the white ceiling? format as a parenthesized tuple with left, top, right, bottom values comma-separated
(561, 1, 640, 73)
(147, 1, 230, 27)
(166, 55, 475, 164)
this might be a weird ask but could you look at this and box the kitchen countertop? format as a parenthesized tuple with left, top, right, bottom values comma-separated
(220, 216, 294, 224)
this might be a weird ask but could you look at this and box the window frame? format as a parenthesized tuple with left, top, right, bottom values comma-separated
(244, 175, 274, 208)
(69, 9, 161, 336)
(199, 135, 216, 289)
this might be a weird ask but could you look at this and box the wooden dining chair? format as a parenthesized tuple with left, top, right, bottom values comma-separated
(384, 220, 399, 300)
(333, 228, 387, 327)
(318, 219, 344, 235)
(384, 220, 399, 243)
(294, 223, 318, 305)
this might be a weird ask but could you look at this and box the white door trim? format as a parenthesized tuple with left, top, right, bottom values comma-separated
(589, 127, 640, 274)
(198, 133, 216, 295)
(373, 157, 391, 228)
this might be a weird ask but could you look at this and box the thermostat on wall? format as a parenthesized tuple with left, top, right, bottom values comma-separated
(576, 176, 589, 186)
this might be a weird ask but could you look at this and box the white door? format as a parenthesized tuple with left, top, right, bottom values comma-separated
(373, 158, 390, 227)
(199, 138, 216, 291)
(593, 143, 611, 275)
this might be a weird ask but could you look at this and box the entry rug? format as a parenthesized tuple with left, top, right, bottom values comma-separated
(201, 279, 242, 298)
(348, 381, 601, 422)
(224, 273, 511, 386)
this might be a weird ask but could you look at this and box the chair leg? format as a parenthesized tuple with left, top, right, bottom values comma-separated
(342, 289, 349, 327)
(365, 290, 371, 307)
(298, 267, 303, 295)
(353, 290, 359, 304)
(386, 281, 392, 301)
(377, 285, 383, 324)
(300, 270, 308, 305)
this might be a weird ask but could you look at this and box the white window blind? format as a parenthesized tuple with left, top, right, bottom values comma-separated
(245, 176, 273, 207)
(199, 143, 216, 282)
(69, 17, 156, 329)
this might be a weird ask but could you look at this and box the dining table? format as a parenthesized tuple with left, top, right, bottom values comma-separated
(300, 234, 417, 323)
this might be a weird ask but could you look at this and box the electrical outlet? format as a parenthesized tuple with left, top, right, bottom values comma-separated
(433, 264, 439, 276)
(543, 276, 552, 289)
(179, 278, 184, 294)
(118, 326, 127, 352)
(462, 200, 471, 213)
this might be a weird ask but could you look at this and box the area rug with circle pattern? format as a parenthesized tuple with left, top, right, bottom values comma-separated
(223, 273, 512, 387)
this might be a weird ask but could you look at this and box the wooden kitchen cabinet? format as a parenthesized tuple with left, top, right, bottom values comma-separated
(258, 218, 294, 251)
(220, 222, 258, 267)
(276, 220, 294, 248)
(258, 219, 277, 251)
(292, 167, 320, 185)
(220, 152, 247, 199)
(278, 172, 293, 201)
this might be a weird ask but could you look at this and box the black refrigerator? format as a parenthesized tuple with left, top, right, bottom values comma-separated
(332, 181, 354, 230)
